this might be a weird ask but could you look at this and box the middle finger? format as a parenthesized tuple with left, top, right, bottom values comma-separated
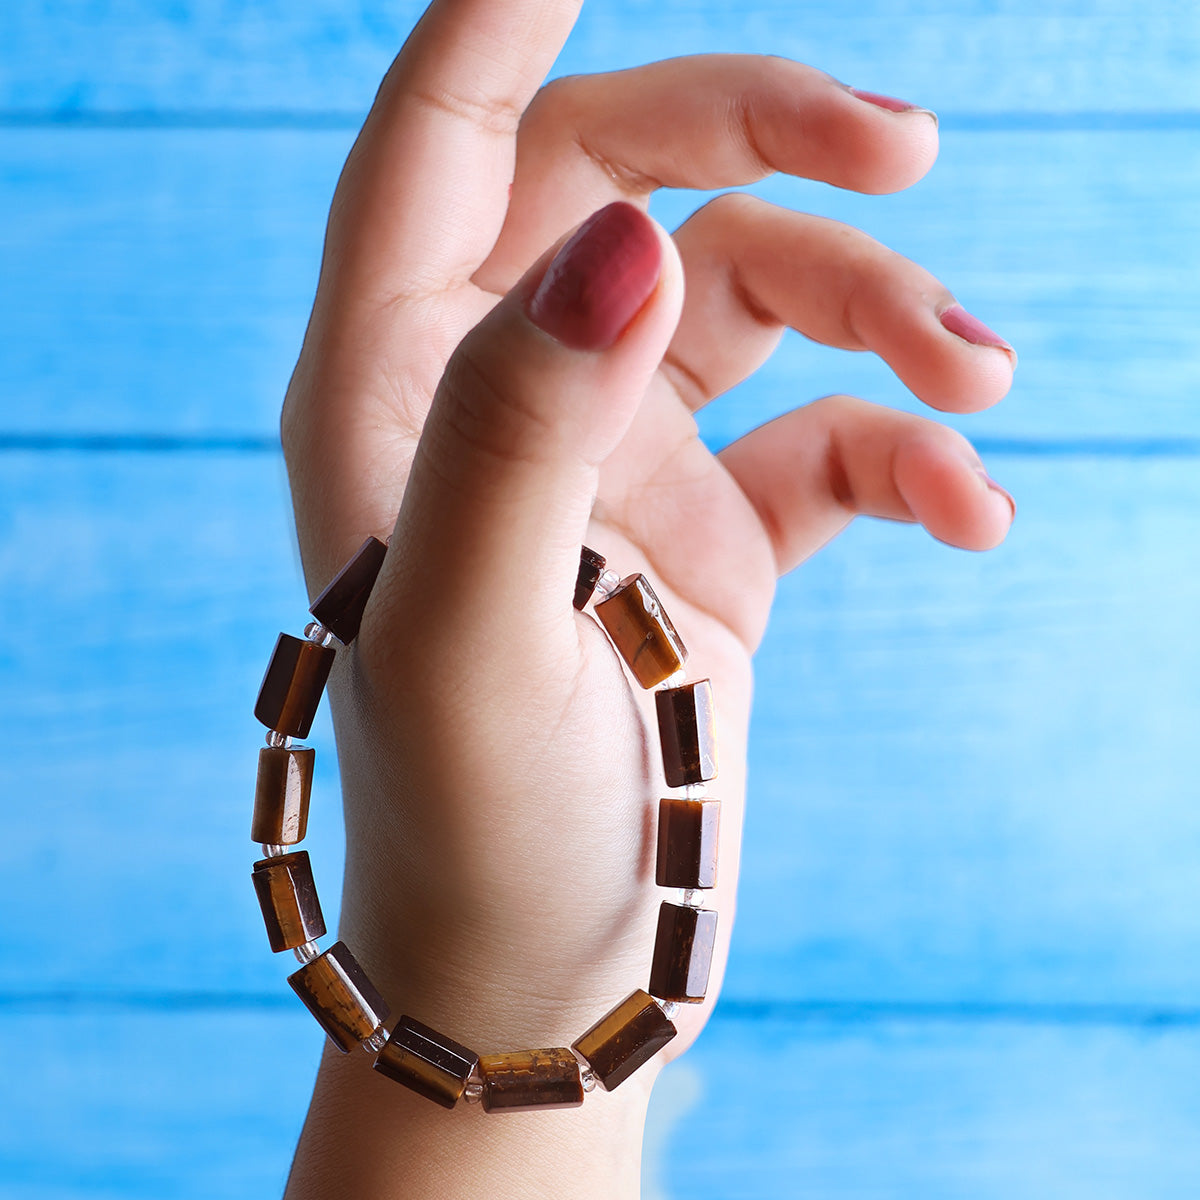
(475, 54, 938, 291)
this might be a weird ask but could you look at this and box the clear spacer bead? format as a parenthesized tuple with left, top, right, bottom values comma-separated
(593, 568, 621, 601)
(657, 668, 688, 690)
(265, 729, 292, 749)
(463, 1080, 484, 1105)
(363, 1026, 389, 1053)
(580, 1066, 597, 1094)
(656, 999, 681, 1019)
(262, 843, 289, 859)
(304, 621, 335, 648)
(683, 782, 707, 800)
(293, 939, 320, 963)
(681, 888, 705, 908)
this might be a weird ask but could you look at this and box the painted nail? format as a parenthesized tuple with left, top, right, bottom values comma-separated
(526, 201, 662, 351)
(849, 87, 937, 122)
(976, 468, 1016, 520)
(940, 305, 1017, 366)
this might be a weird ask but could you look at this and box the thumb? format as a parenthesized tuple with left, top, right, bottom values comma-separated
(371, 202, 683, 678)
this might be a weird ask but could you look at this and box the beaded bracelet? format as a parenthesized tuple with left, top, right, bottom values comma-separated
(249, 538, 719, 1112)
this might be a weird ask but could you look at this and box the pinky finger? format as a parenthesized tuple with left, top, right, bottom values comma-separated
(718, 394, 1015, 575)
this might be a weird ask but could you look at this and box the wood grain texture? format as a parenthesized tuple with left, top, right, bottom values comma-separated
(658, 1013, 1200, 1199)
(0, 128, 345, 437)
(733, 455, 1200, 1007)
(4, 454, 1199, 1007)
(0, 452, 347, 995)
(4, 127, 1199, 439)
(2, 1, 1199, 116)
(5, 1008, 1200, 1198)
(3, 0, 1198, 1192)
(0, 1009, 317, 1200)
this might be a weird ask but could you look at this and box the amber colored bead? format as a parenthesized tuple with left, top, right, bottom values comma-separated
(656, 798, 720, 889)
(574, 545, 606, 610)
(594, 574, 687, 688)
(251, 851, 326, 952)
(288, 941, 391, 1053)
(656, 679, 717, 788)
(309, 535, 388, 645)
(477, 1048, 585, 1113)
(251, 746, 314, 845)
(573, 990, 677, 1091)
(648, 902, 718, 1003)
(254, 633, 335, 739)
(373, 1015, 479, 1109)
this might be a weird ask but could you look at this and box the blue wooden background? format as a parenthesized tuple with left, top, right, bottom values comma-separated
(4, 2, 1200, 1196)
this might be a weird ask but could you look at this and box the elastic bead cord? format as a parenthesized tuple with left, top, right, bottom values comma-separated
(249, 541, 718, 1105)
(304, 621, 335, 648)
(293, 939, 320, 963)
(593, 568, 621, 601)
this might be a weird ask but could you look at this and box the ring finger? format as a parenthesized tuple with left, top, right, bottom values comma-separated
(664, 192, 1017, 416)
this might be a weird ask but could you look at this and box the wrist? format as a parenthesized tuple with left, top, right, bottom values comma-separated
(286, 1038, 654, 1200)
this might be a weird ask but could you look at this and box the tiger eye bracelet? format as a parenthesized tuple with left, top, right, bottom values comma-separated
(249, 538, 719, 1111)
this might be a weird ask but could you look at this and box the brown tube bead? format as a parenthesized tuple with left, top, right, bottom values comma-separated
(288, 941, 390, 1053)
(572, 990, 676, 1092)
(656, 798, 720, 889)
(309, 535, 387, 645)
(574, 545, 606, 610)
(656, 679, 717, 788)
(477, 1048, 585, 1113)
(251, 851, 326, 952)
(594, 574, 687, 688)
(648, 902, 718, 1003)
(254, 633, 335, 739)
(373, 1015, 479, 1109)
(251, 746, 314, 845)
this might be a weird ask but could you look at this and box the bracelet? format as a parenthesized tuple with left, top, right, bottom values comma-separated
(249, 537, 719, 1112)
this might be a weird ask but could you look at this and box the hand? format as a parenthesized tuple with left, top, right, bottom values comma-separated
(280, 0, 1016, 1194)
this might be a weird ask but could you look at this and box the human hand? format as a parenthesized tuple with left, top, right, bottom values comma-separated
(280, 0, 1016, 1193)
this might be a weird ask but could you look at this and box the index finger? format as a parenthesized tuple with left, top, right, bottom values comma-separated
(322, 0, 581, 306)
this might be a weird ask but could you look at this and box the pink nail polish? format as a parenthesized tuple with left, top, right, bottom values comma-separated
(940, 305, 1017, 365)
(977, 468, 1016, 519)
(849, 87, 937, 120)
(526, 202, 662, 351)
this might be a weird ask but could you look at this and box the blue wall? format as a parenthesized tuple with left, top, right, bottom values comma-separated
(4, 2, 1200, 1196)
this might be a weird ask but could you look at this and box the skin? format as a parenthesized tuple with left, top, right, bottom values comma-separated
(279, 0, 1016, 1195)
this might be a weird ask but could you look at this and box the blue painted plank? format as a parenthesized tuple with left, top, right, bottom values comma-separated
(0, 1008, 317, 1199)
(0, 128, 345, 439)
(661, 1013, 1200, 1199)
(4, 452, 1200, 1005)
(0, 450, 346, 996)
(733, 454, 1200, 1007)
(4, 1007, 1200, 1198)
(3, 128, 1200, 440)
(1, 1, 1199, 117)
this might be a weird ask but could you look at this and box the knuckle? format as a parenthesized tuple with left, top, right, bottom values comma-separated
(696, 190, 763, 228)
(409, 80, 524, 138)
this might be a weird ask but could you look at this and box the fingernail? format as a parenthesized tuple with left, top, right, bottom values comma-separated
(526, 201, 662, 351)
(976, 467, 1016, 519)
(849, 87, 937, 122)
(940, 304, 1018, 366)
